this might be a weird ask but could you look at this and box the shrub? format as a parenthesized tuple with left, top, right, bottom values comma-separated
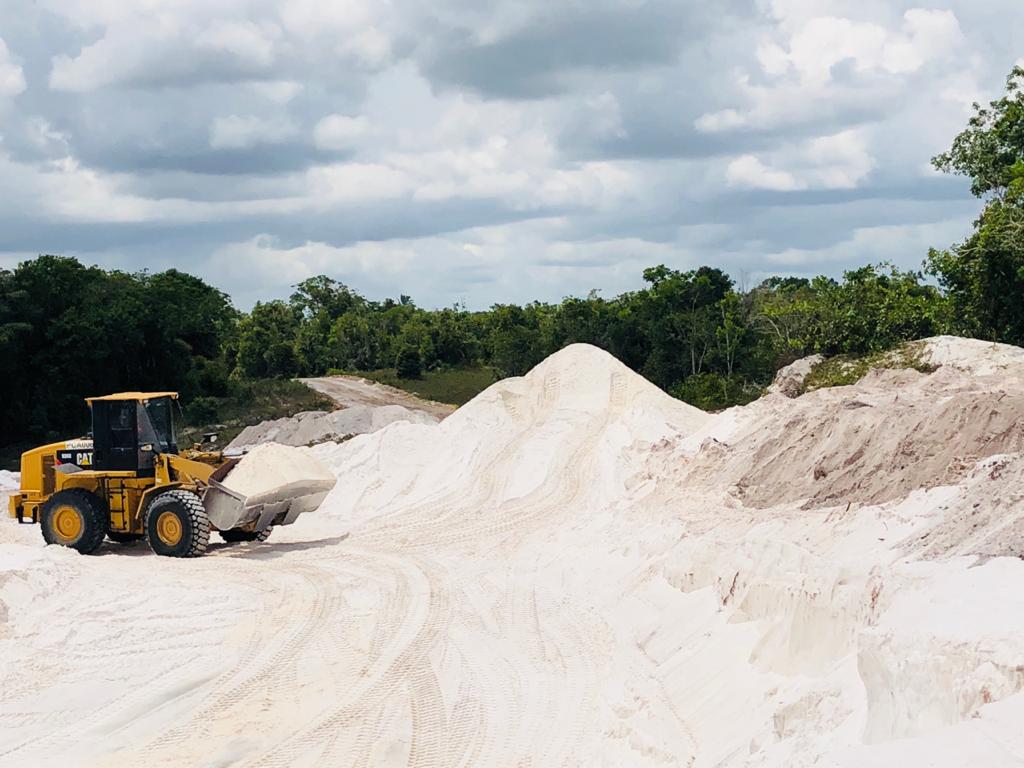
(185, 396, 219, 425)
(670, 372, 762, 412)
(395, 344, 423, 379)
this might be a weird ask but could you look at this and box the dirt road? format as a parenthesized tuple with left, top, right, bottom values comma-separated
(299, 376, 455, 420)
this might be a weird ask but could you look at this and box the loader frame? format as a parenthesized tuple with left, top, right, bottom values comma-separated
(8, 391, 334, 556)
(9, 438, 222, 536)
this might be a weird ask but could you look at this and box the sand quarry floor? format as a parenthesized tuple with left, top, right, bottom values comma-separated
(2, 337, 1024, 767)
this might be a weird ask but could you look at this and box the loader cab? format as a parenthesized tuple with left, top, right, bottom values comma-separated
(87, 392, 179, 474)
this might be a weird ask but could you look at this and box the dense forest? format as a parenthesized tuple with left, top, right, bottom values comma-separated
(1, 66, 1021, 459)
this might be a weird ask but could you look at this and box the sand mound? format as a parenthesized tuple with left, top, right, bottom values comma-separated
(2, 339, 1023, 767)
(919, 335, 1024, 376)
(227, 405, 438, 450)
(221, 441, 335, 498)
(0, 470, 18, 493)
(670, 339, 1024, 509)
(907, 452, 1024, 559)
(302, 339, 1024, 766)
(314, 343, 709, 527)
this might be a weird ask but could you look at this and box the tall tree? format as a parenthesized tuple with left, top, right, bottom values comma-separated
(234, 301, 301, 379)
(929, 64, 1024, 344)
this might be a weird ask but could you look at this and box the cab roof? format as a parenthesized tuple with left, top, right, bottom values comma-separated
(85, 392, 179, 403)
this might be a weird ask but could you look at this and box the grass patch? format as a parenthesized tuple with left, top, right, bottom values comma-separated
(177, 378, 334, 448)
(801, 342, 936, 394)
(349, 366, 498, 406)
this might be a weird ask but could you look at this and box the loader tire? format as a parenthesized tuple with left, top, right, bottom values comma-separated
(145, 490, 210, 558)
(219, 526, 273, 543)
(107, 531, 145, 545)
(41, 489, 108, 555)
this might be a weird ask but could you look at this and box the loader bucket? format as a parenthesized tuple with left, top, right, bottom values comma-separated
(202, 466, 336, 533)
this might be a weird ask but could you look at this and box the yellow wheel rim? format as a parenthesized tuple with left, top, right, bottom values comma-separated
(53, 506, 83, 542)
(156, 511, 183, 546)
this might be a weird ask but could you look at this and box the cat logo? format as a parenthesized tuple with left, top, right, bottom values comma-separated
(56, 449, 93, 468)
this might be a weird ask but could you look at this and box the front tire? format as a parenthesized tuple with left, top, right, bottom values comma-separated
(145, 490, 210, 557)
(219, 526, 273, 543)
(41, 489, 108, 554)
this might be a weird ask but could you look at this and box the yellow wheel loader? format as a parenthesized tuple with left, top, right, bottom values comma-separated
(7, 392, 334, 557)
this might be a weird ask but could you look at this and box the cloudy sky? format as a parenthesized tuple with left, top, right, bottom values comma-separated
(0, 1, 1021, 308)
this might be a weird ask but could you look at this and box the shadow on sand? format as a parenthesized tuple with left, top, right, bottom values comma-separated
(90, 532, 352, 559)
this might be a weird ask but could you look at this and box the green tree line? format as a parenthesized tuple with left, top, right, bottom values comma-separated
(1, 65, 1021, 454)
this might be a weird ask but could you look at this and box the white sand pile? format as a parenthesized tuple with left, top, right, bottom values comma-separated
(668, 337, 1024, 509)
(918, 334, 1024, 375)
(1, 338, 1023, 768)
(0, 470, 19, 493)
(300, 338, 1024, 766)
(220, 441, 335, 498)
(0, 471, 33, 548)
(313, 342, 709, 527)
(0, 471, 19, 544)
(227, 405, 438, 450)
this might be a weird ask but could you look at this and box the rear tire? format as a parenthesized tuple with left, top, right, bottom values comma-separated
(107, 531, 145, 545)
(41, 489, 107, 554)
(145, 490, 210, 557)
(219, 526, 272, 543)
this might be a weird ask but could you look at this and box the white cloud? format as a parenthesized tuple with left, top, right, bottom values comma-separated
(726, 129, 875, 191)
(763, 217, 974, 267)
(581, 92, 626, 139)
(206, 219, 693, 309)
(727, 155, 803, 191)
(785, 17, 889, 85)
(0, 38, 26, 97)
(384, 130, 634, 210)
(766, 10, 962, 87)
(697, 9, 965, 134)
(278, 0, 377, 37)
(278, 0, 392, 67)
(333, 73, 637, 211)
(313, 115, 370, 150)
(757, 41, 790, 76)
(694, 69, 886, 135)
(305, 162, 413, 203)
(209, 115, 298, 149)
(195, 20, 279, 67)
(758, 0, 835, 30)
(210, 234, 417, 289)
(24, 118, 70, 154)
(248, 80, 304, 103)
(0, 149, 170, 223)
(51, 19, 189, 91)
(695, 107, 746, 133)
(802, 129, 876, 188)
(884, 9, 964, 74)
(47, 0, 396, 92)
(4, 0, 1021, 309)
